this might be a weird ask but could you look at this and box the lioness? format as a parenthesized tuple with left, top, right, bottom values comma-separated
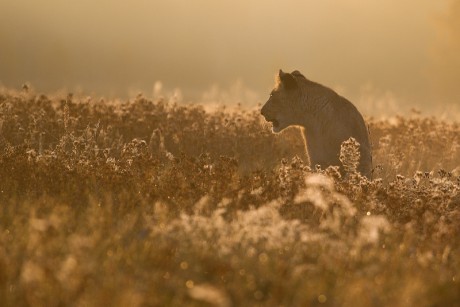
(261, 70, 372, 178)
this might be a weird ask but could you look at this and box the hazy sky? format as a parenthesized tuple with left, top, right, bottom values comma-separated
(1, 0, 459, 111)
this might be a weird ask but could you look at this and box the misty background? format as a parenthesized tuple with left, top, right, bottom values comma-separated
(1, 0, 459, 115)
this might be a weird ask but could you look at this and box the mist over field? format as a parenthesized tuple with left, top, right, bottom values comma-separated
(1, 0, 459, 114)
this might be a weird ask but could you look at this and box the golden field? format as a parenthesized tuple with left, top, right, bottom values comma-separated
(0, 88, 459, 306)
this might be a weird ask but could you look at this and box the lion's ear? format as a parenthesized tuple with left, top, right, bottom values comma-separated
(279, 70, 298, 90)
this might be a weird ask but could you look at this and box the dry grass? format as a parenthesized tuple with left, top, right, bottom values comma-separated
(0, 88, 459, 306)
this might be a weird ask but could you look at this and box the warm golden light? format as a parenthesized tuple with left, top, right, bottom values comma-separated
(0, 1, 458, 110)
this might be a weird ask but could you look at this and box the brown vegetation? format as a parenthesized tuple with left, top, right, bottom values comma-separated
(0, 88, 459, 306)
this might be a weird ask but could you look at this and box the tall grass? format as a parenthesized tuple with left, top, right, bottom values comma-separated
(0, 88, 459, 306)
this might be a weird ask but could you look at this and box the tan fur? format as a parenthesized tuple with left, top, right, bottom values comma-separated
(261, 70, 372, 178)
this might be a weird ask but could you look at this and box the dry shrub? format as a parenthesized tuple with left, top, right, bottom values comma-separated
(0, 88, 459, 306)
